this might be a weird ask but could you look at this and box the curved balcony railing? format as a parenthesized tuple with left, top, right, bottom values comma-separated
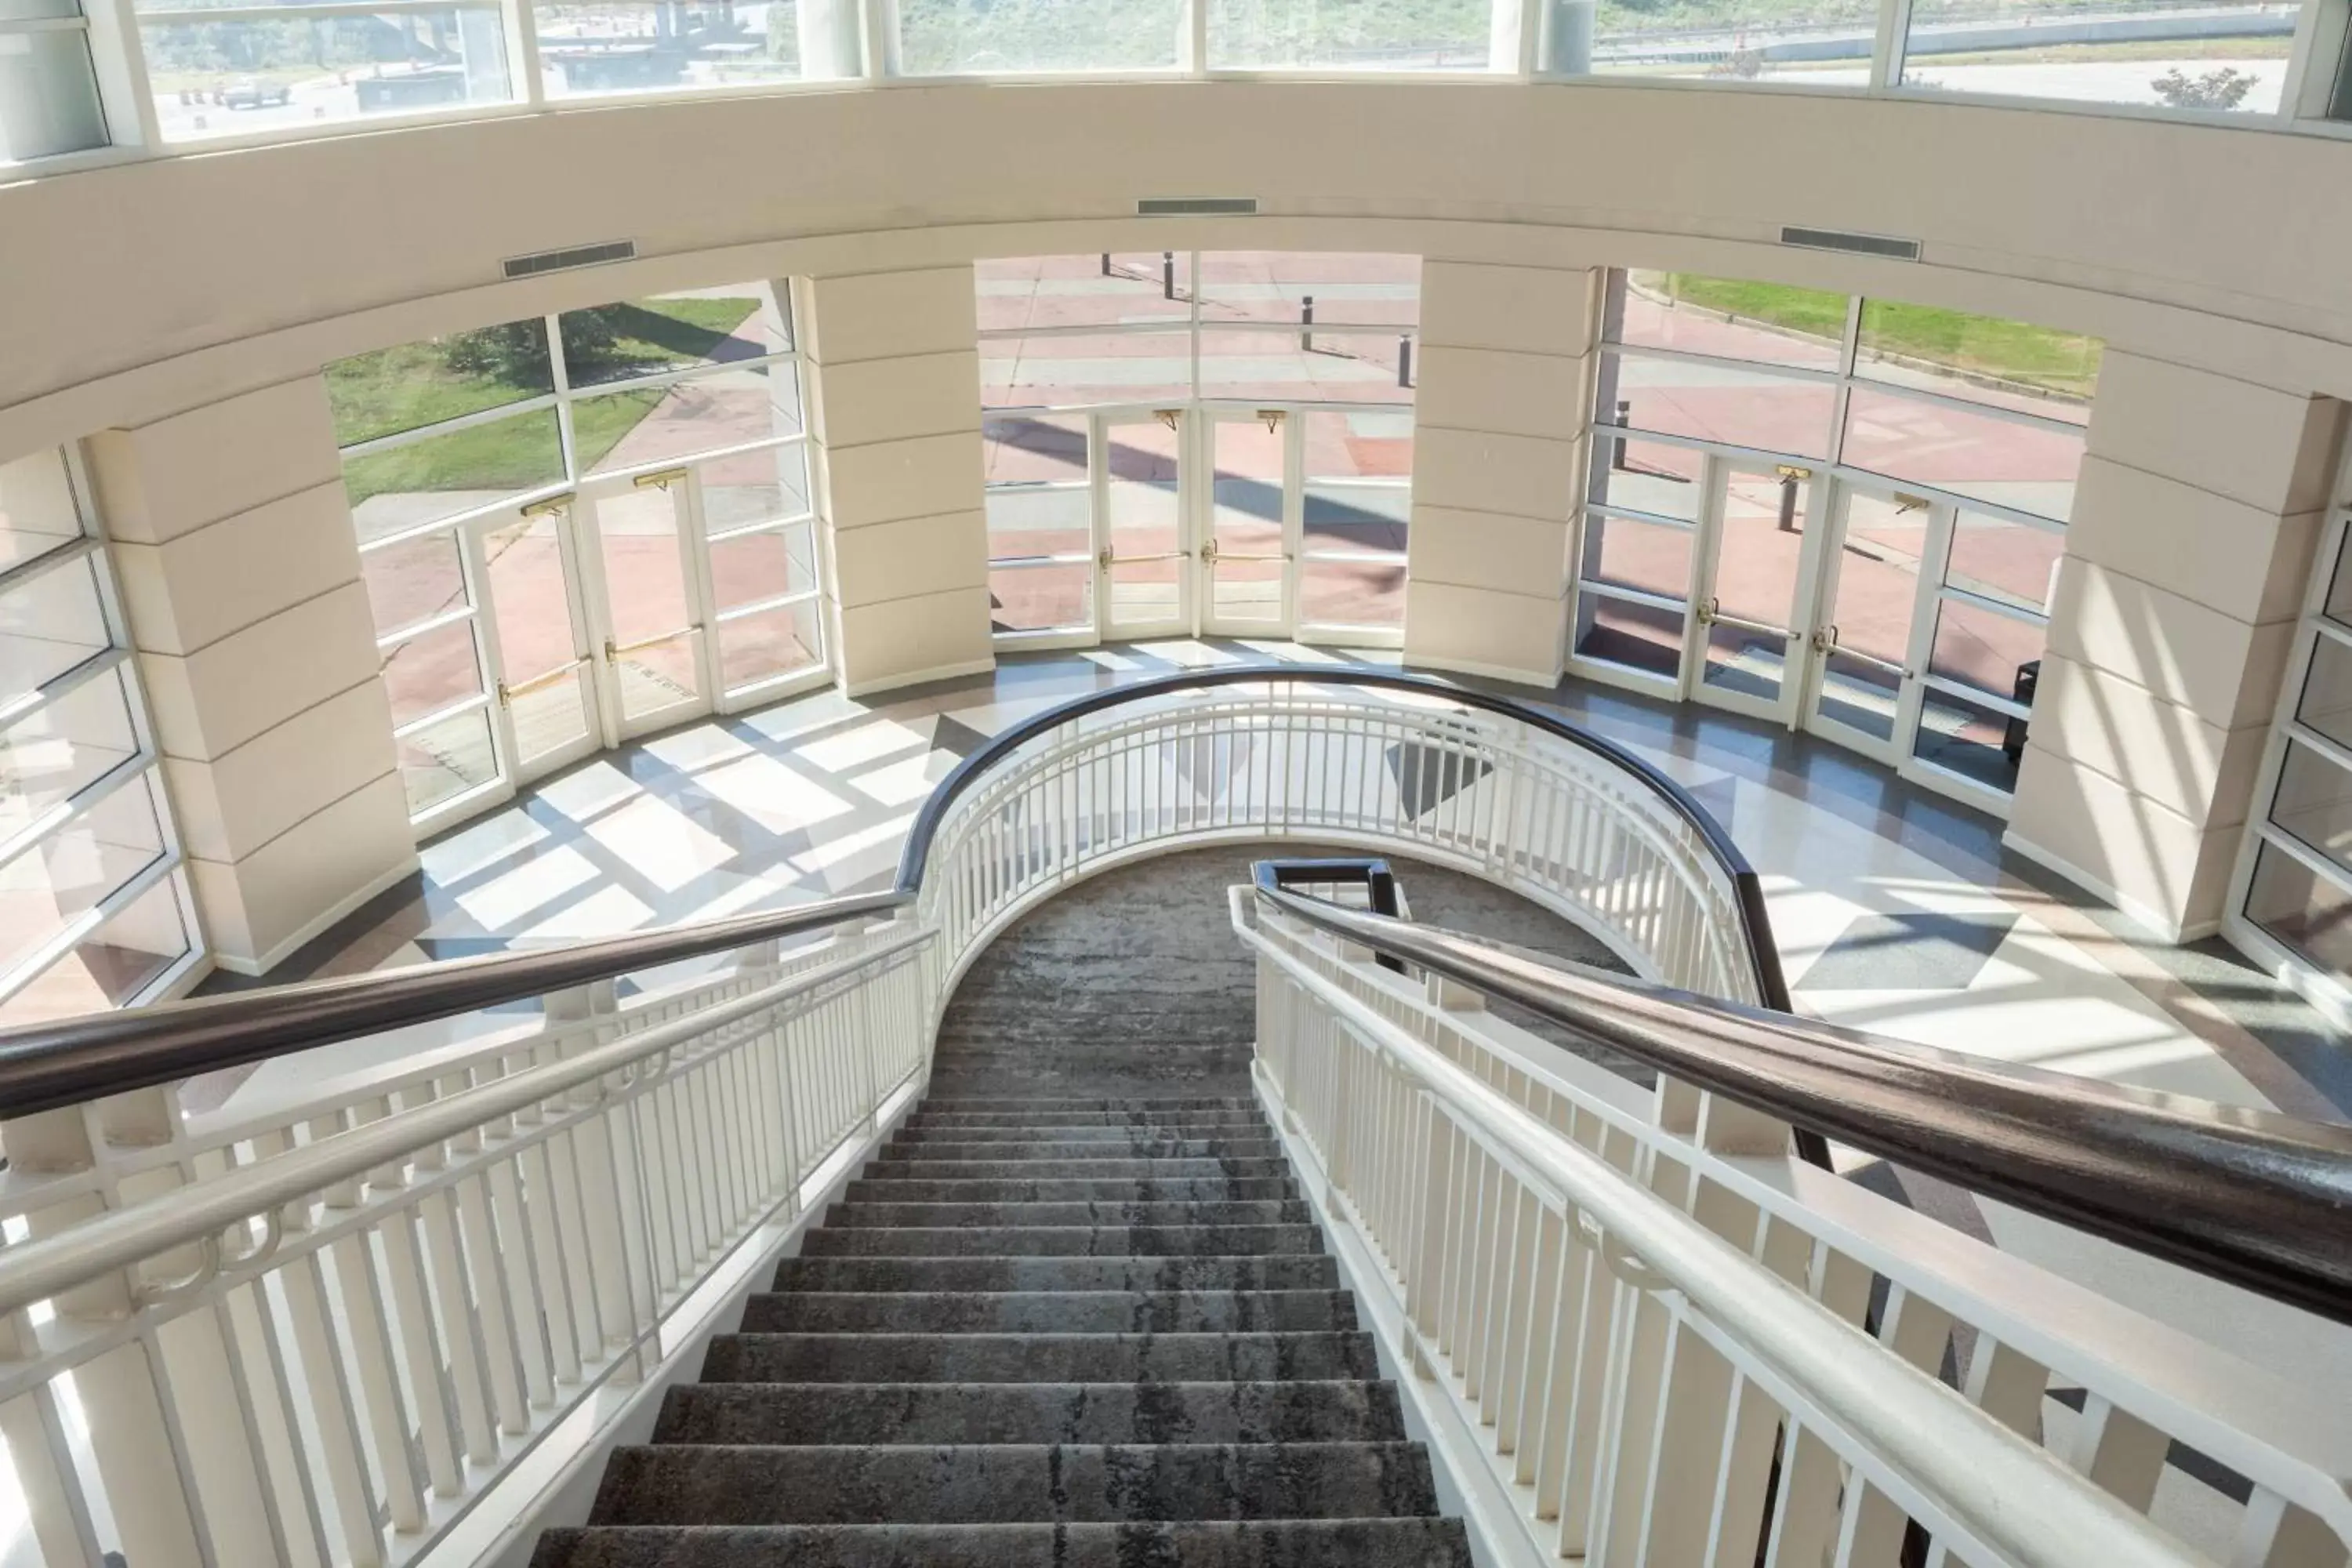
(0, 664, 1785, 1118)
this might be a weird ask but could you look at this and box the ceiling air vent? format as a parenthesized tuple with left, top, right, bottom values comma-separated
(501, 239, 638, 281)
(1138, 198, 1258, 216)
(1779, 226, 1921, 263)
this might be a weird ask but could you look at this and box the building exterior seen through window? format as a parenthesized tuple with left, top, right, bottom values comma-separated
(979, 251, 1417, 648)
(1574, 268, 2098, 812)
(0, 448, 201, 1025)
(2233, 459, 2352, 1016)
(9, 0, 2342, 172)
(331, 280, 823, 826)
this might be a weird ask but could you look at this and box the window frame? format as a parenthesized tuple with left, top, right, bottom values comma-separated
(0, 446, 203, 1019)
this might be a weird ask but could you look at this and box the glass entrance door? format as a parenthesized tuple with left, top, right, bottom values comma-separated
(1203, 410, 1294, 634)
(1098, 410, 1189, 638)
(579, 473, 710, 740)
(1800, 480, 1936, 762)
(1690, 459, 1813, 718)
(476, 499, 598, 785)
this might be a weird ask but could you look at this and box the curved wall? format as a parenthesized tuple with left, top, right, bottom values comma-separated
(5, 80, 2352, 455)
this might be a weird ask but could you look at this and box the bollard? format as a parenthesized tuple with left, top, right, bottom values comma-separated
(1612, 403, 1632, 469)
(1300, 295, 1315, 352)
(1397, 335, 1414, 389)
(1777, 472, 1799, 532)
(1163, 251, 1175, 300)
(1102, 253, 1112, 276)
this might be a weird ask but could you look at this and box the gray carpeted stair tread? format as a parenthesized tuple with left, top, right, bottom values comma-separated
(825, 1200, 1315, 1229)
(858, 1156, 1294, 1181)
(800, 1224, 1324, 1258)
(652, 1380, 1404, 1446)
(880, 1138, 1286, 1160)
(532, 1517, 1475, 1566)
(909, 1097, 1258, 1110)
(843, 1177, 1298, 1203)
(703, 1331, 1382, 1384)
(771, 1254, 1343, 1293)
(585, 1442, 1440, 1526)
(905, 1110, 1273, 1128)
(741, 1289, 1357, 1334)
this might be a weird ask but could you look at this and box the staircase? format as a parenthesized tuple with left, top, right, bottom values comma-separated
(530, 1085, 1475, 1566)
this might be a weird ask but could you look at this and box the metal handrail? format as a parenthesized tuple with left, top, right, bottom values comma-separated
(1253, 877, 2352, 1328)
(0, 665, 1787, 1120)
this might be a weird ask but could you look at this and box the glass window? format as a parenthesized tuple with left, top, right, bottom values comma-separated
(1196, 252, 1421, 328)
(1840, 387, 2085, 524)
(1299, 557, 1406, 630)
(397, 702, 498, 816)
(1610, 273, 1848, 372)
(577, 363, 800, 474)
(709, 522, 818, 612)
(136, 5, 514, 142)
(1945, 510, 2062, 617)
(342, 406, 568, 532)
(1207, 0, 1492, 68)
(977, 256, 1192, 332)
(1928, 595, 2045, 705)
(989, 562, 1091, 634)
(0, 9, 109, 162)
(898, 0, 1185, 73)
(982, 332, 1192, 409)
(0, 449, 89, 575)
(983, 412, 1089, 488)
(1599, 349, 1838, 458)
(1581, 514, 1693, 601)
(1588, 437, 1704, 521)
(328, 318, 556, 449)
(0, 449, 194, 1021)
(701, 440, 810, 530)
(1855, 299, 2099, 423)
(1197, 330, 1415, 404)
(379, 616, 485, 728)
(2295, 632, 2352, 751)
(2245, 840, 2352, 980)
(533, 0, 811, 96)
(986, 485, 1089, 563)
(557, 285, 790, 388)
(0, 554, 111, 704)
(1912, 685, 2027, 793)
(1900, 0, 2290, 114)
(1574, 593, 1685, 681)
(2269, 739, 2352, 877)
(718, 599, 824, 692)
(1566, 0, 1877, 83)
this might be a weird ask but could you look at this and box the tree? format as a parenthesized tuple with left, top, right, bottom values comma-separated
(2150, 66, 2256, 111)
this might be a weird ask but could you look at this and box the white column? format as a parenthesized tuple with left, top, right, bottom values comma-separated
(799, 267, 994, 699)
(1403, 261, 1597, 687)
(87, 376, 418, 975)
(2007, 352, 2345, 942)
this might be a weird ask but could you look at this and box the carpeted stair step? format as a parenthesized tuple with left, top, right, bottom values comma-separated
(904, 1109, 1272, 1129)
(583, 1442, 1441, 1526)
(915, 1096, 1258, 1112)
(770, 1254, 1342, 1294)
(887, 1128, 1278, 1149)
(533, 1516, 1474, 1567)
(652, 1379, 1404, 1446)
(701, 1331, 1381, 1384)
(798, 1224, 1322, 1258)
(740, 1289, 1356, 1334)
(857, 1156, 1294, 1181)
(843, 1176, 1298, 1203)
(824, 1200, 1313, 1229)
(878, 1138, 1286, 1160)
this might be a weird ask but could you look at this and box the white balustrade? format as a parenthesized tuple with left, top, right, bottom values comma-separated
(1233, 889, 2352, 1568)
(0, 681, 2333, 1568)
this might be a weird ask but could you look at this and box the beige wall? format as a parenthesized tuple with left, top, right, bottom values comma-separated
(799, 268, 994, 696)
(6, 84, 2352, 467)
(1405, 261, 1597, 685)
(85, 376, 418, 973)
(2008, 353, 2344, 942)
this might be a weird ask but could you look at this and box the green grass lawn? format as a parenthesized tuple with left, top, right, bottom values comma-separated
(333, 294, 763, 506)
(1645, 272, 2101, 401)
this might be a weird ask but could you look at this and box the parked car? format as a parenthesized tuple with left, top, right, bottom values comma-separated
(221, 78, 292, 109)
